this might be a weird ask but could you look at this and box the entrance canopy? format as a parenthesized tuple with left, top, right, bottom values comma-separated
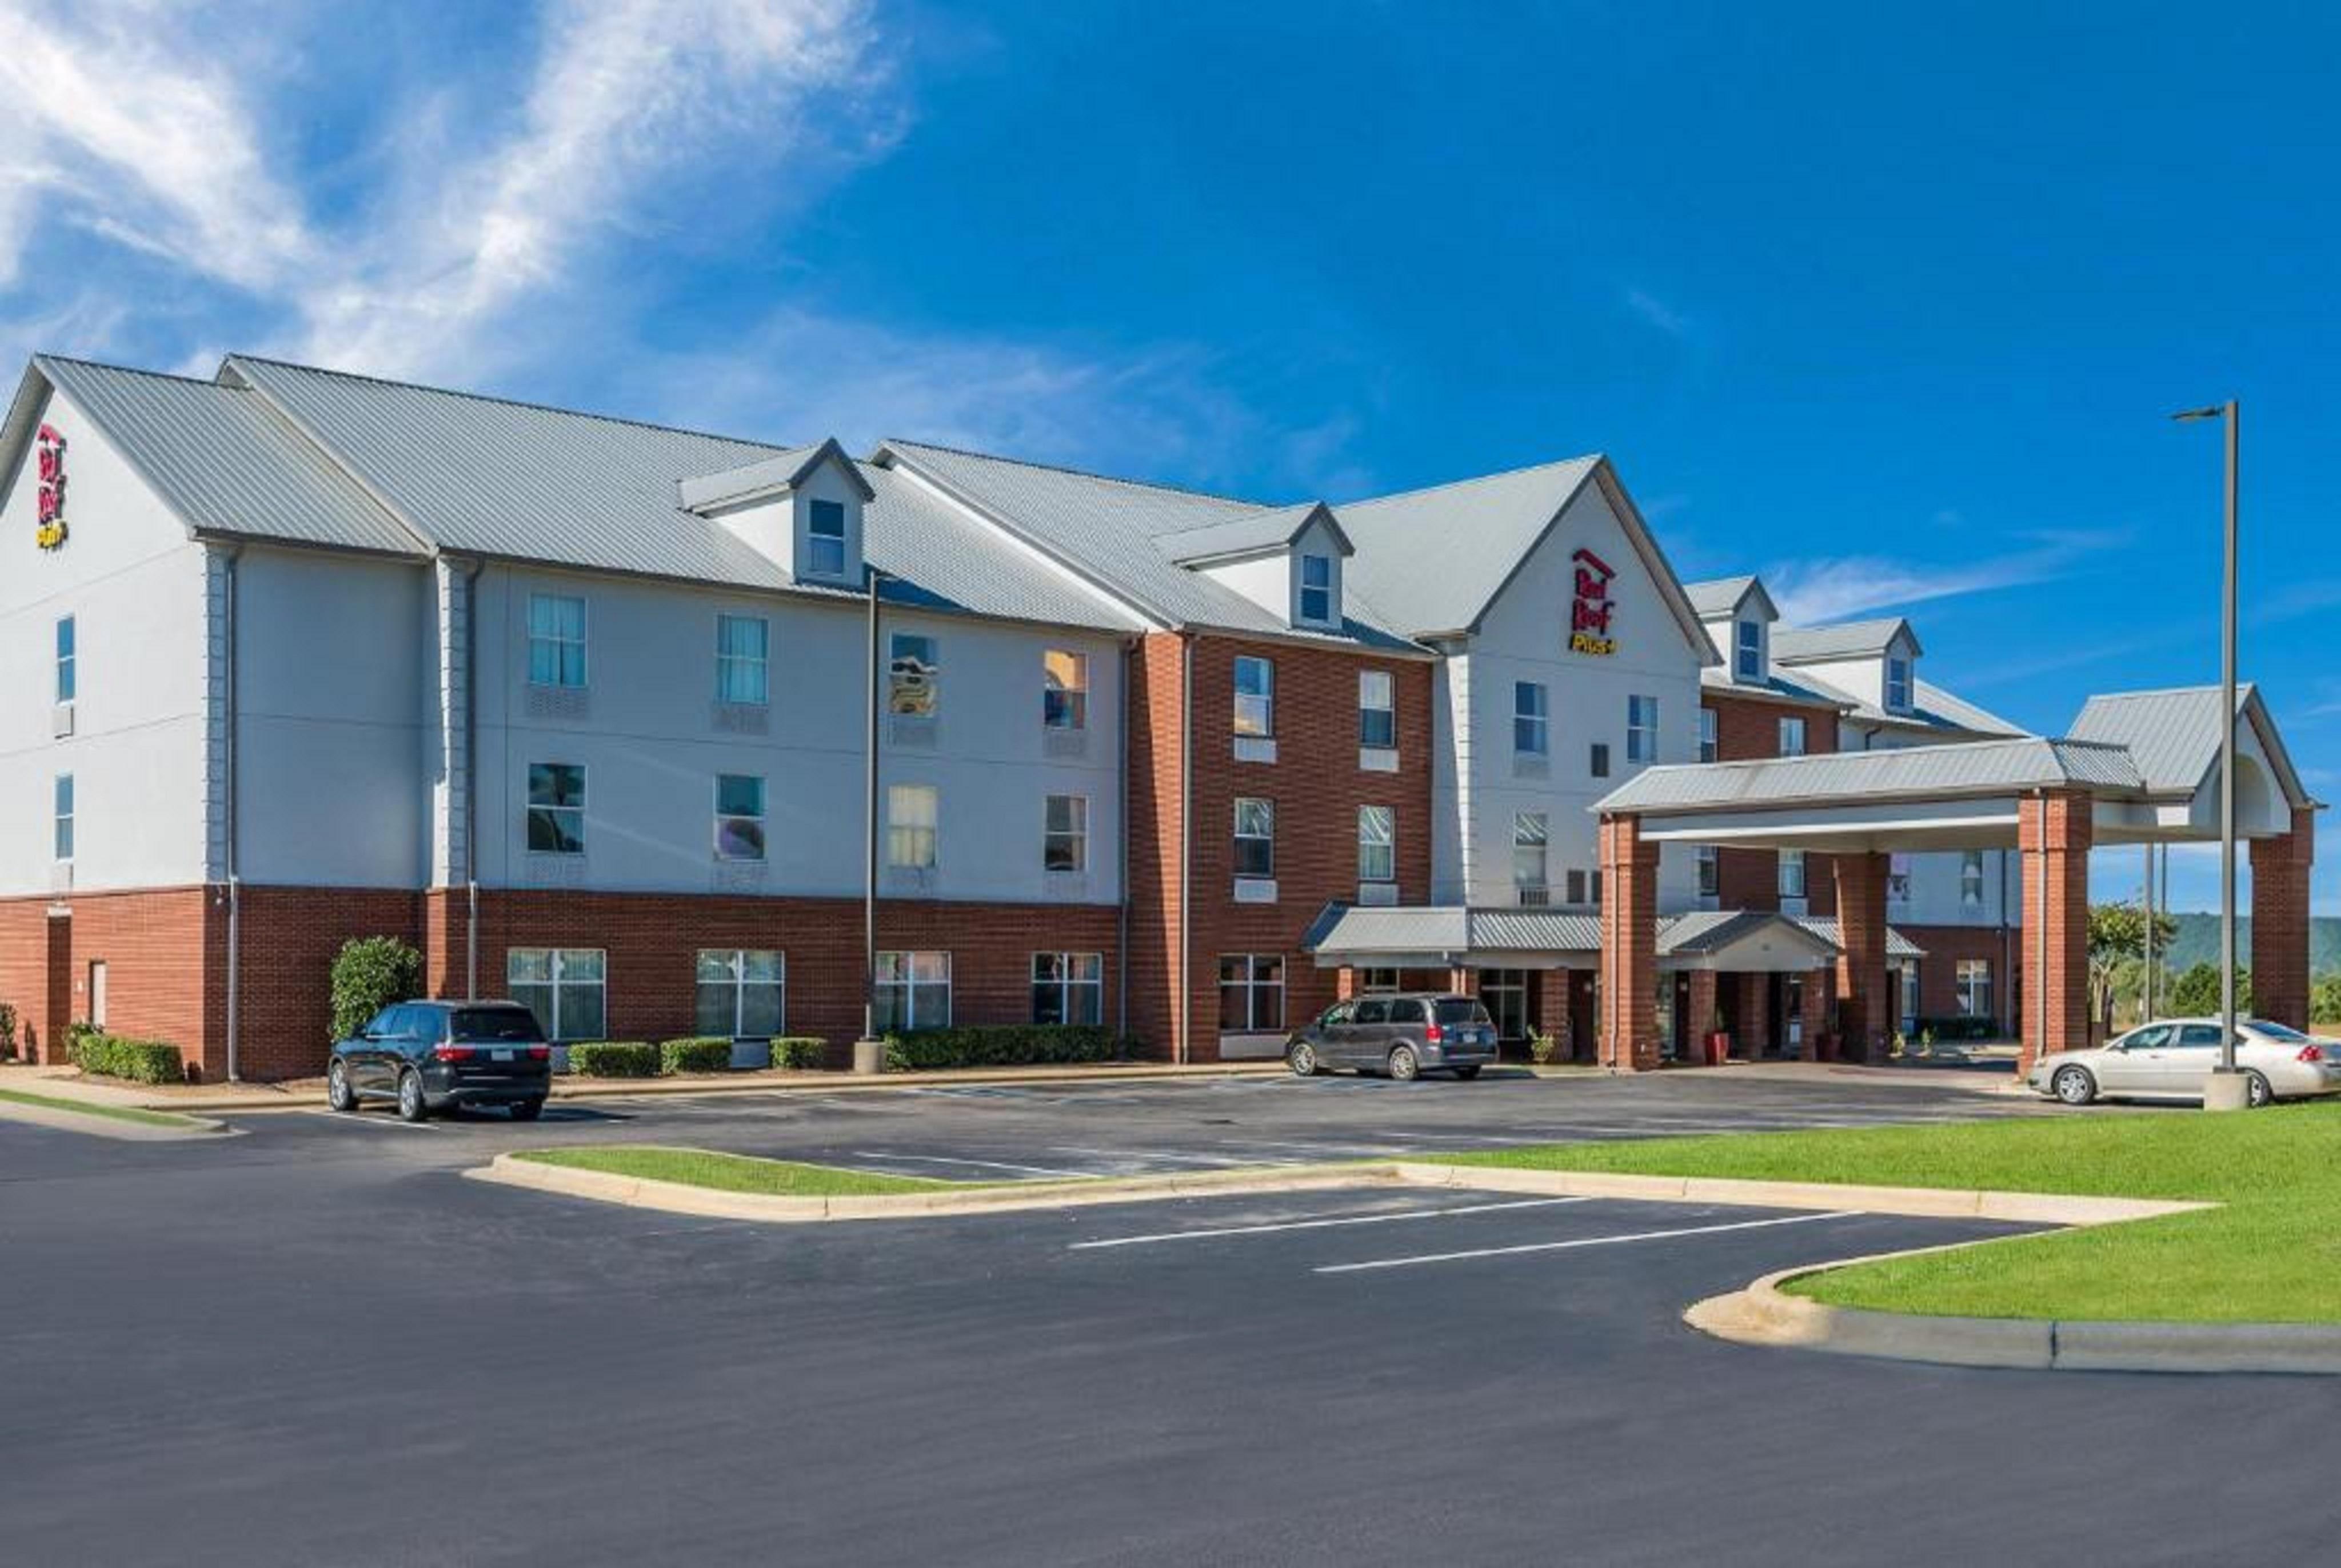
(1303, 903, 1921, 972)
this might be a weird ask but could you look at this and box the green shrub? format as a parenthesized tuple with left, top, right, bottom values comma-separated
(2171, 962, 2250, 1018)
(66, 1019, 105, 1062)
(329, 935, 424, 1044)
(772, 1037, 829, 1070)
(567, 1041, 657, 1077)
(73, 1034, 185, 1085)
(0, 1000, 17, 1058)
(658, 1037, 734, 1074)
(1913, 1015, 1998, 1043)
(882, 1025, 1125, 1073)
(1528, 1031, 1560, 1065)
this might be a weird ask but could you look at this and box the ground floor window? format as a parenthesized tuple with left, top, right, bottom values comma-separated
(1219, 954, 1284, 1032)
(508, 948, 606, 1040)
(1899, 961, 1920, 1034)
(877, 951, 951, 1033)
(1357, 967, 1401, 994)
(1032, 953, 1103, 1025)
(1956, 958, 1994, 1019)
(696, 950, 785, 1037)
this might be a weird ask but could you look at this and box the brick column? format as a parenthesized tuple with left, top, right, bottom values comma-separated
(1684, 969, 1719, 1066)
(1448, 966, 1477, 995)
(1599, 814, 1661, 1071)
(1738, 971, 1772, 1058)
(2251, 805, 2316, 1030)
(1534, 968, 1570, 1054)
(1335, 966, 1358, 1002)
(1833, 852, 1891, 1063)
(2018, 790, 2094, 1075)
(1797, 967, 1829, 1062)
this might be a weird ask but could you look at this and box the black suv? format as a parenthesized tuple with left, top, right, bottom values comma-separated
(328, 1000, 552, 1122)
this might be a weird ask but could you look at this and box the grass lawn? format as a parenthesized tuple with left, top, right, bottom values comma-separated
(1444, 1106, 2341, 1323)
(0, 1088, 209, 1130)
(515, 1145, 975, 1198)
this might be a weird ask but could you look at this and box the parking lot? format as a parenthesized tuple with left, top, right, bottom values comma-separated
(8, 1070, 2335, 1565)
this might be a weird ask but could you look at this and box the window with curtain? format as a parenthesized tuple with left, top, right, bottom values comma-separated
(888, 784, 938, 867)
(714, 774, 766, 861)
(876, 951, 950, 1032)
(1359, 669, 1396, 749)
(716, 615, 769, 705)
(508, 949, 605, 1041)
(1233, 656, 1274, 736)
(1043, 650, 1088, 729)
(695, 950, 785, 1038)
(526, 594, 587, 687)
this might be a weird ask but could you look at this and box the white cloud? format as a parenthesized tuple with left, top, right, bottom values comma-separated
(1767, 528, 2124, 625)
(1624, 286, 1690, 338)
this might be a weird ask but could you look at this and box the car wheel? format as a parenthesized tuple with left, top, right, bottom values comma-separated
(1452, 1065, 1481, 1081)
(327, 1059, 358, 1113)
(2051, 1065, 2096, 1106)
(2246, 1070, 2274, 1109)
(1287, 1041, 1321, 1077)
(1387, 1045, 1420, 1083)
(510, 1098, 545, 1122)
(396, 1069, 429, 1123)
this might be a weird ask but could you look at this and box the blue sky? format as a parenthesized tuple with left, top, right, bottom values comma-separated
(4, 0, 2335, 912)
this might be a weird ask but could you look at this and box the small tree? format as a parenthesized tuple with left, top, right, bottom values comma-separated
(329, 936, 424, 1043)
(2312, 973, 2341, 1027)
(2170, 961, 2250, 1018)
(2088, 901, 2179, 1028)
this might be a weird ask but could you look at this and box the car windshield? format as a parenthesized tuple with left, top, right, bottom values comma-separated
(2246, 1020, 2312, 1043)
(1436, 1000, 1493, 1025)
(451, 1008, 543, 1043)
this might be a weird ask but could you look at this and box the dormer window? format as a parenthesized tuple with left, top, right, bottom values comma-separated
(1885, 654, 1913, 713)
(807, 499, 848, 579)
(1734, 620, 1763, 682)
(1298, 553, 1335, 626)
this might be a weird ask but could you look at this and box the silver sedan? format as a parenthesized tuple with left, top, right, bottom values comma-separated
(2027, 1018, 2341, 1108)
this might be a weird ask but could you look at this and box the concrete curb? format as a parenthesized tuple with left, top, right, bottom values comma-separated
(0, 1097, 228, 1142)
(1686, 1255, 2341, 1376)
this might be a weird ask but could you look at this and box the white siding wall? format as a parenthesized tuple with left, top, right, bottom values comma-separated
(0, 391, 211, 895)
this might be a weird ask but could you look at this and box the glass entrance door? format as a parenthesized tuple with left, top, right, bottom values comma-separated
(1476, 969, 1530, 1046)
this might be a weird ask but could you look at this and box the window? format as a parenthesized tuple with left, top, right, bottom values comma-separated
(1233, 656, 1274, 736)
(526, 594, 587, 688)
(1885, 654, 1912, 713)
(1032, 953, 1103, 1025)
(1778, 716, 1807, 757)
(1697, 706, 1717, 763)
(1358, 967, 1401, 994)
(53, 774, 73, 862)
(1735, 620, 1761, 681)
(1627, 694, 1660, 763)
(1299, 553, 1335, 624)
(54, 615, 74, 704)
(1697, 845, 1719, 897)
(889, 632, 938, 717)
(1888, 852, 1912, 904)
(1961, 850, 1987, 909)
(1779, 849, 1807, 899)
(806, 498, 848, 579)
(1218, 954, 1284, 1032)
(1045, 794, 1088, 871)
(526, 763, 585, 854)
(1357, 805, 1395, 883)
(1512, 812, 1548, 892)
(714, 774, 765, 861)
(1565, 868, 1587, 905)
(1234, 797, 1275, 877)
(1589, 742, 1611, 778)
(1043, 650, 1088, 730)
(888, 784, 938, 868)
(1359, 669, 1396, 749)
(507, 949, 605, 1041)
(715, 615, 769, 705)
(1955, 958, 1993, 1020)
(1513, 681, 1548, 755)
(876, 951, 951, 1032)
(696, 950, 785, 1038)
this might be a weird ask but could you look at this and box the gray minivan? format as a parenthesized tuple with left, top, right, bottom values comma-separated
(1287, 993, 1500, 1081)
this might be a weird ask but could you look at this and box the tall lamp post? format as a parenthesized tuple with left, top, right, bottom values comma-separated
(2171, 399, 2247, 1110)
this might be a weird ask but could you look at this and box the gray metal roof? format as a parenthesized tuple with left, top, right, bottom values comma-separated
(21, 357, 423, 556)
(1657, 909, 1832, 958)
(2067, 684, 2309, 806)
(1596, 735, 2145, 815)
(1154, 501, 1350, 566)
(1791, 917, 1925, 960)
(1699, 666, 1856, 712)
(1301, 902, 1921, 959)
(1684, 575, 1759, 617)
(1796, 667, 2028, 737)
(1771, 617, 1921, 663)
(1329, 455, 1602, 634)
(676, 441, 848, 511)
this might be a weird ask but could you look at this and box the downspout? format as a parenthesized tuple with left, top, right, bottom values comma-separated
(1999, 841, 2012, 1035)
(853, 567, 885, 1072)
(463, 559, 484, 998)
(1116, 636, 1133, 1042)
(221, 547, 243, 1082)
(1177, 636, 1194, 1065)
(2030, 789, 2047, 1057)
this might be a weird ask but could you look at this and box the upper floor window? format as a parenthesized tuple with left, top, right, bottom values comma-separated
(1513, 682, 1549, 755)
(714, 774, 766, 861)
(1589, 742, 1611, 778)
(1697, 706, 1717, 763)
(1696, 844, 1719, 897)
(1358, 805, 1395, 883)
(1512, 811, 1548, 891)
(527, 763, 586, 854)
(889, 633, 938, 717)
(55, 615, 75, 705)
(806, 498, 849, 579)
(1778, 716, 1807, 757)
(1734, 620, 1762, 681)
(1778, 848, 1807, 899)
(1961, 850, 1987, 909)
(1044, 650, 1088, 730)
(1298, 553, 1335, 625)
(1885, 654, 1913, 713)
(716, 615, 769, 705)
(1626, 695, 1660, 763)
(53, 774, 73, 862)
(527, 594, 587, 688)
(888, 784, 938, 868)
(1234, 797, 1275, 877)
(1359, 670, 1396, 750)
(1888, 852, 1912, 903)
(1045, 794, 1088, 872)
(1233, 656, 1274, 737)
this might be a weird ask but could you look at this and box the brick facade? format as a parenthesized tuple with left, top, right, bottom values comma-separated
(2016, 789, 2092, 1073)
(0, 887, 210, 1070)
(1832, 851, 1891, 1062)
(1703, 691, 1839, 915)
(1896, 922, 2018, 1036)
(1598, 813, 1661, 1070)
(2251, 803, 2315, 1031)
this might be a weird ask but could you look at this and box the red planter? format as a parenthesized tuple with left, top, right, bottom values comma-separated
(1704, 1031, 1731, 1067)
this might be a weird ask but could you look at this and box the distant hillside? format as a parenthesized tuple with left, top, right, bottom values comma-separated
(2158, 913, 2341, 974)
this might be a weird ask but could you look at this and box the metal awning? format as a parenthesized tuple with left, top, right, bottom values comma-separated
(1304, 904, 1922, 970)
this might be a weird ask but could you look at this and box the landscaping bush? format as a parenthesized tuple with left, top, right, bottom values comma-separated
(772, 1037, 829, 1070)
(0, 1000, 17, 1059)
(658, 1037, 734, 1075)
(1913, 1015, 1999, 1044)
(567, 1041, 658, 1078)
(882, 1025, 1125, 1073)
(2171, 961, 2249, 1017)
(329, 935, 424, 1044)
(73, 1033, 185, 1085)
(66, 1019, 105, 1062)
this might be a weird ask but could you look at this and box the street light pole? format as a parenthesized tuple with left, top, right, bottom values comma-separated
(2172, 398, 2245, 1108)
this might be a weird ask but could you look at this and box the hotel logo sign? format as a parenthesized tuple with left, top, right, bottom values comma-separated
(34, 423, 69, 551)
(1568, 546, 1616, 656)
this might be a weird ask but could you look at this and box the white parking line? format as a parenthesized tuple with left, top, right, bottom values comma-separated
(298, 1110, 437, 1131)
(1071, 1197, 1595, 1249)
(846, 1151, 1094, 1178)
(1219, 1138, 1407, 1158)
(1045, 1145, 1253, 1167)
(1314, 1209, 1860, 1274)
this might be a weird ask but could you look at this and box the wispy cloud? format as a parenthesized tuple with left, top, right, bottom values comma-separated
(2261, 577, 2341, 625)
(1767, 527, 2125, 625)
(1624, 286, 1691, 338)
